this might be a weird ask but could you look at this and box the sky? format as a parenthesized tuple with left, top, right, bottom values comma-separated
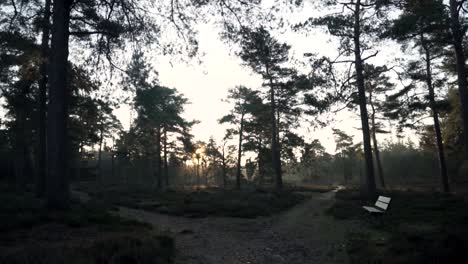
(108, 1, 425, 157)
(0, 1, 411, 155)
(112, 19, 403, 155)
(0, 1, 384, 155)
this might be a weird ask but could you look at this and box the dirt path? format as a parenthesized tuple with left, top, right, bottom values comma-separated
(118, 191, 349, 264)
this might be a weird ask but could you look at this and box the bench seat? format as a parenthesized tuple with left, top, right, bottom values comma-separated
(362, 205, 384, 213)
(362, 196, 391, 214)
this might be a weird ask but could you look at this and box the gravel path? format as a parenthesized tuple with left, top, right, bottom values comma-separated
(118, 191, 349, 264)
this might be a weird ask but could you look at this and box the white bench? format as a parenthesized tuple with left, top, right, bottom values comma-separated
(362, 196, 391, 214)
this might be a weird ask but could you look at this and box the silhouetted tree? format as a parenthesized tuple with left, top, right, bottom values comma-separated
(238, 27, 294, 191)
(220, 86, 259, 189)
(387, 0, 451, 191)
(448, 0, 468, 164)
(298, 0, 391, 196)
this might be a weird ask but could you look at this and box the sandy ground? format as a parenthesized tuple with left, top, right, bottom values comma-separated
(117, 191, 349, 264)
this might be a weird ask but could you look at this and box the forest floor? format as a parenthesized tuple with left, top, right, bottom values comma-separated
(328, 188, 468, 263)
(117, 190, 349, 264)
(0, 182, 175, 264)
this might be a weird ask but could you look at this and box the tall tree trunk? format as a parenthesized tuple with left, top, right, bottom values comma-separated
(257, 139, 264, 186)
(342, 153, 347, 185)
(369, 88, 385, 188)
(449, 0, 468, 163)
(196, 158, 200, 186)
(77, 141, 83, 182)
(36, 0, 51, 197)
(163, 128, 169, 188)
(267, 73, 282, 191)
(111, 152, 115, 180)
(97, 127, 104, 187)
(47, 0, 73, 209)
(276, 106, 281, 150)
(111, 137, 115, 180)
(203, 159, 208, 185)
(155, 127, 162, 189)
(235, 113, 245, 190)
(222, 144, 227, 188)
(421, 34, 450, 192)
(353, 0, 376, 197)
(14, 90, 27, 189)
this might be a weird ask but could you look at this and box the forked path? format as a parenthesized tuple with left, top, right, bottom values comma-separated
(118, 192, 349, 264)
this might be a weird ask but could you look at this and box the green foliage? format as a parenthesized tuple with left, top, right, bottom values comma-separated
(384, 0, 451, 131)
(118, 52, 194, 165)
(219, 85, 260, 130)
(290, 137, 445, 187)
(441, 88, 464, 171)
(380, 141, 439, 183)
(238, 26, 291, 79)
(0, 15, 123, 182)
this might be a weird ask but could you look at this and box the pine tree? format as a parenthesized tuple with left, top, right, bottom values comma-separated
(387, 0, 451, 192)
(447, 0, 468, 165)
(298, 0, 389, 196)
(238, 27, 294, 191)
(364, 64, 394, 189)
(220, 86, 259, 189)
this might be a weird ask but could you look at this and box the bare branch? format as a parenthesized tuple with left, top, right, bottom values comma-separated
(362, 50, 379, 62)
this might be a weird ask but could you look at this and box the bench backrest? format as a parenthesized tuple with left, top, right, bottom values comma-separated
(374, 196, 391, 211)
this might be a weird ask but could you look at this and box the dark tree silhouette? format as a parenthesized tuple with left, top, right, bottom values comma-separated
(387, 0, 451, 191)
(238, 27, 294, 191)
(220, 86, 259, 189)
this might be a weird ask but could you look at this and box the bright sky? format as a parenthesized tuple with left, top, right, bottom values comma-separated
(0, 1, 423, 157)
(109, 1, 420, 156)
(113, 19, 404, 154)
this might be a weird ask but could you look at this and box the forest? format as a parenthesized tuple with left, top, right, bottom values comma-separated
(1, 0, 468, 263)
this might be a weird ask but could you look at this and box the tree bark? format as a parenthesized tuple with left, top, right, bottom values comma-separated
(163, 127, 169, 188)
(111, 137, 115, 180)
(77, 141, 83, 182)
(421, 34, 450, 192)
(449, 0, 468, 163)
(353, 0, 376, 197)
(155, 127, 162, 189)
(235, 113, 245, 190)
(267, 72, 283, 191)
(276, 106, 281, 151)
(111, 152, 115, 180)
(14, 84, 28, 189)
(342, 153, 347, 185)
(369, 88, 385, 188)
(46, 0, 73, 209)
(36, 0, 51, 197)
(257, 139, 264, 186)
(203, 159, 208, 185)
(222, 144, 227, 188)
(97, 127, 104, 187)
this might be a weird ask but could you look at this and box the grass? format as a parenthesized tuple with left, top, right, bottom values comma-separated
(90, 187, 308, 218)
(0, 181, 175, 264)
(327, 188, 468, 263)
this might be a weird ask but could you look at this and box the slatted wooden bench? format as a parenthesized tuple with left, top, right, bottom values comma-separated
(362, 196, 391, 214)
